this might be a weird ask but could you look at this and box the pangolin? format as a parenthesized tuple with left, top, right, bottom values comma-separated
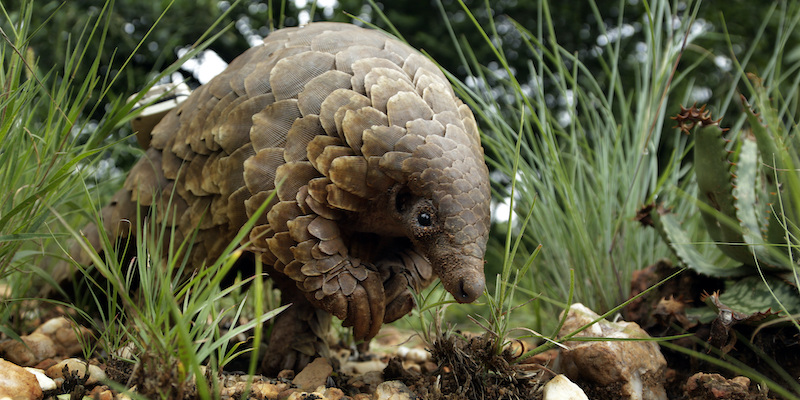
(73, 22, 491, 372)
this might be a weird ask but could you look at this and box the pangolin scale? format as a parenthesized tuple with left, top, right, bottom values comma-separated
(72, 22, 490, 372)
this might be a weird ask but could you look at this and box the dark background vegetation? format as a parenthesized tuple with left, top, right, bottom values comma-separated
(4, 0, 793, 125)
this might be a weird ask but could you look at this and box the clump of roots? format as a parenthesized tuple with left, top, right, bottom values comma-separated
(388, 331, 543, 400)
(123, 351, 197, 399)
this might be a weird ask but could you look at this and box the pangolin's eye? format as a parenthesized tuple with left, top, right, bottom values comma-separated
(417, 212, 432, 227)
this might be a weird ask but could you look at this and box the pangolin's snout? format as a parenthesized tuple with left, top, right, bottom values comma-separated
(453, 273, 485, 303)
(430, 250, 487, 304)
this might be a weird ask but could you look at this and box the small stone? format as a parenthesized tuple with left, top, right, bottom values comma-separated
(396, 346, 429, 363)
(543, 375, 588, 400)
(0, 359, 43, 400)
(117, 391, 133, 400)
(347, 371, 384, 394)
(87, 387, 114, 400)
(402, 362, 421, 374)
(0, 334, 56, 367)
(556, 303, 668, 400)
(292, 357, 332, 392)
(32, 359, 58, 371)
(23, 368, 56, 392)
(730, 376, 751, 388)
(320, 387, 345, 400)
(287, 388, 342, 400)
(114, 343, 135, 360)
(278, 369, 295, 380)
(421, 361, 438, 373)
(0, 318, 91, 367)
(32, 317, 91, 357)
(45, 358, 106, 386)
(375, 381, 415, 400)
(686, 373, 763, 400)
(256, 381, 287, 396)
(340, 359, 387, 375)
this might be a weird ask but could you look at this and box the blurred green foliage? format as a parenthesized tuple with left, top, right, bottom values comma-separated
(4, 0, 796, 153)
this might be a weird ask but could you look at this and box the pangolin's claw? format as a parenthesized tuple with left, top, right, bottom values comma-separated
(342, 271, 385, 340)
(384, 292, 415, 323)
(382, 272, 415, 323)
(310, 268, 385, 341)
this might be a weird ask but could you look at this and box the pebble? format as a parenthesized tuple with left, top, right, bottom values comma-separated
(396, 346, 429, 363)
(340, 359, 387, 375)
(87, 387, 114, 400)
(0, 317, 90, 367)
(557, 303, 668, 400)
(686, 373, 762, 399)
(375, 381, 415, 400)
(23, 368, 56, 392)
(291, 357, 333, 392)
(0, 358, 43, 400)
(0, 333, 56, 367)
(45, 358, 106, 386)
(286, 387, 345, 400)
(543, 374, 588, 400)
(347, 371, 383, 394)
(34, 317, 91, 358)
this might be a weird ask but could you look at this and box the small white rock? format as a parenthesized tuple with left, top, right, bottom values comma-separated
(543, 374, 589, 400)
(114, 343, 136, 360)
(32, 317, 91, 357)
(25, 367, 57, 391)
(397, 346, 429, 363)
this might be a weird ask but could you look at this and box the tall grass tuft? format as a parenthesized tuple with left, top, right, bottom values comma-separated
(439, 0, 703, 338)
(0, 1, 128, 332)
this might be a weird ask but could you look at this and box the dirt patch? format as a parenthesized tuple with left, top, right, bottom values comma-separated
(625, 260, 799, 399)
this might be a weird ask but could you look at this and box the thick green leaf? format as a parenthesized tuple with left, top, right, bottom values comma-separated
(734, 137, 787, 269)
(691, 119, 753, 265)
(715, 275, 800, 318)
(648, 205, 750, 277)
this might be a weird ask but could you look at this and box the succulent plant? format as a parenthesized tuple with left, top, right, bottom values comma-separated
(641, 76, 800, 329)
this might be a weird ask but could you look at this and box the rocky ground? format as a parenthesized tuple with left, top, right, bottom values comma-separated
(0, 262, 795, 400)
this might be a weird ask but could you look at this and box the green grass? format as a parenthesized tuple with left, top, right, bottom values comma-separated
(56, 185, 283, 398)
(0, 0, 120, 332)
(435, 0, 701, 336)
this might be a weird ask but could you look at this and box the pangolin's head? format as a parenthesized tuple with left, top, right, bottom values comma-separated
(344, 51, 491, 304)
(300, 33, 492, 303)
(386, 121, 491, 304)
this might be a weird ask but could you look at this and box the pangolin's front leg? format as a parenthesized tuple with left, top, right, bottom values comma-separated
(262, 269, 332, 375)
(378, 247, 435, 323)
(266, 196, 387, 341)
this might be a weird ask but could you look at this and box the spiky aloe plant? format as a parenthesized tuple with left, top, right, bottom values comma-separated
(643, 79, 800, 329)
